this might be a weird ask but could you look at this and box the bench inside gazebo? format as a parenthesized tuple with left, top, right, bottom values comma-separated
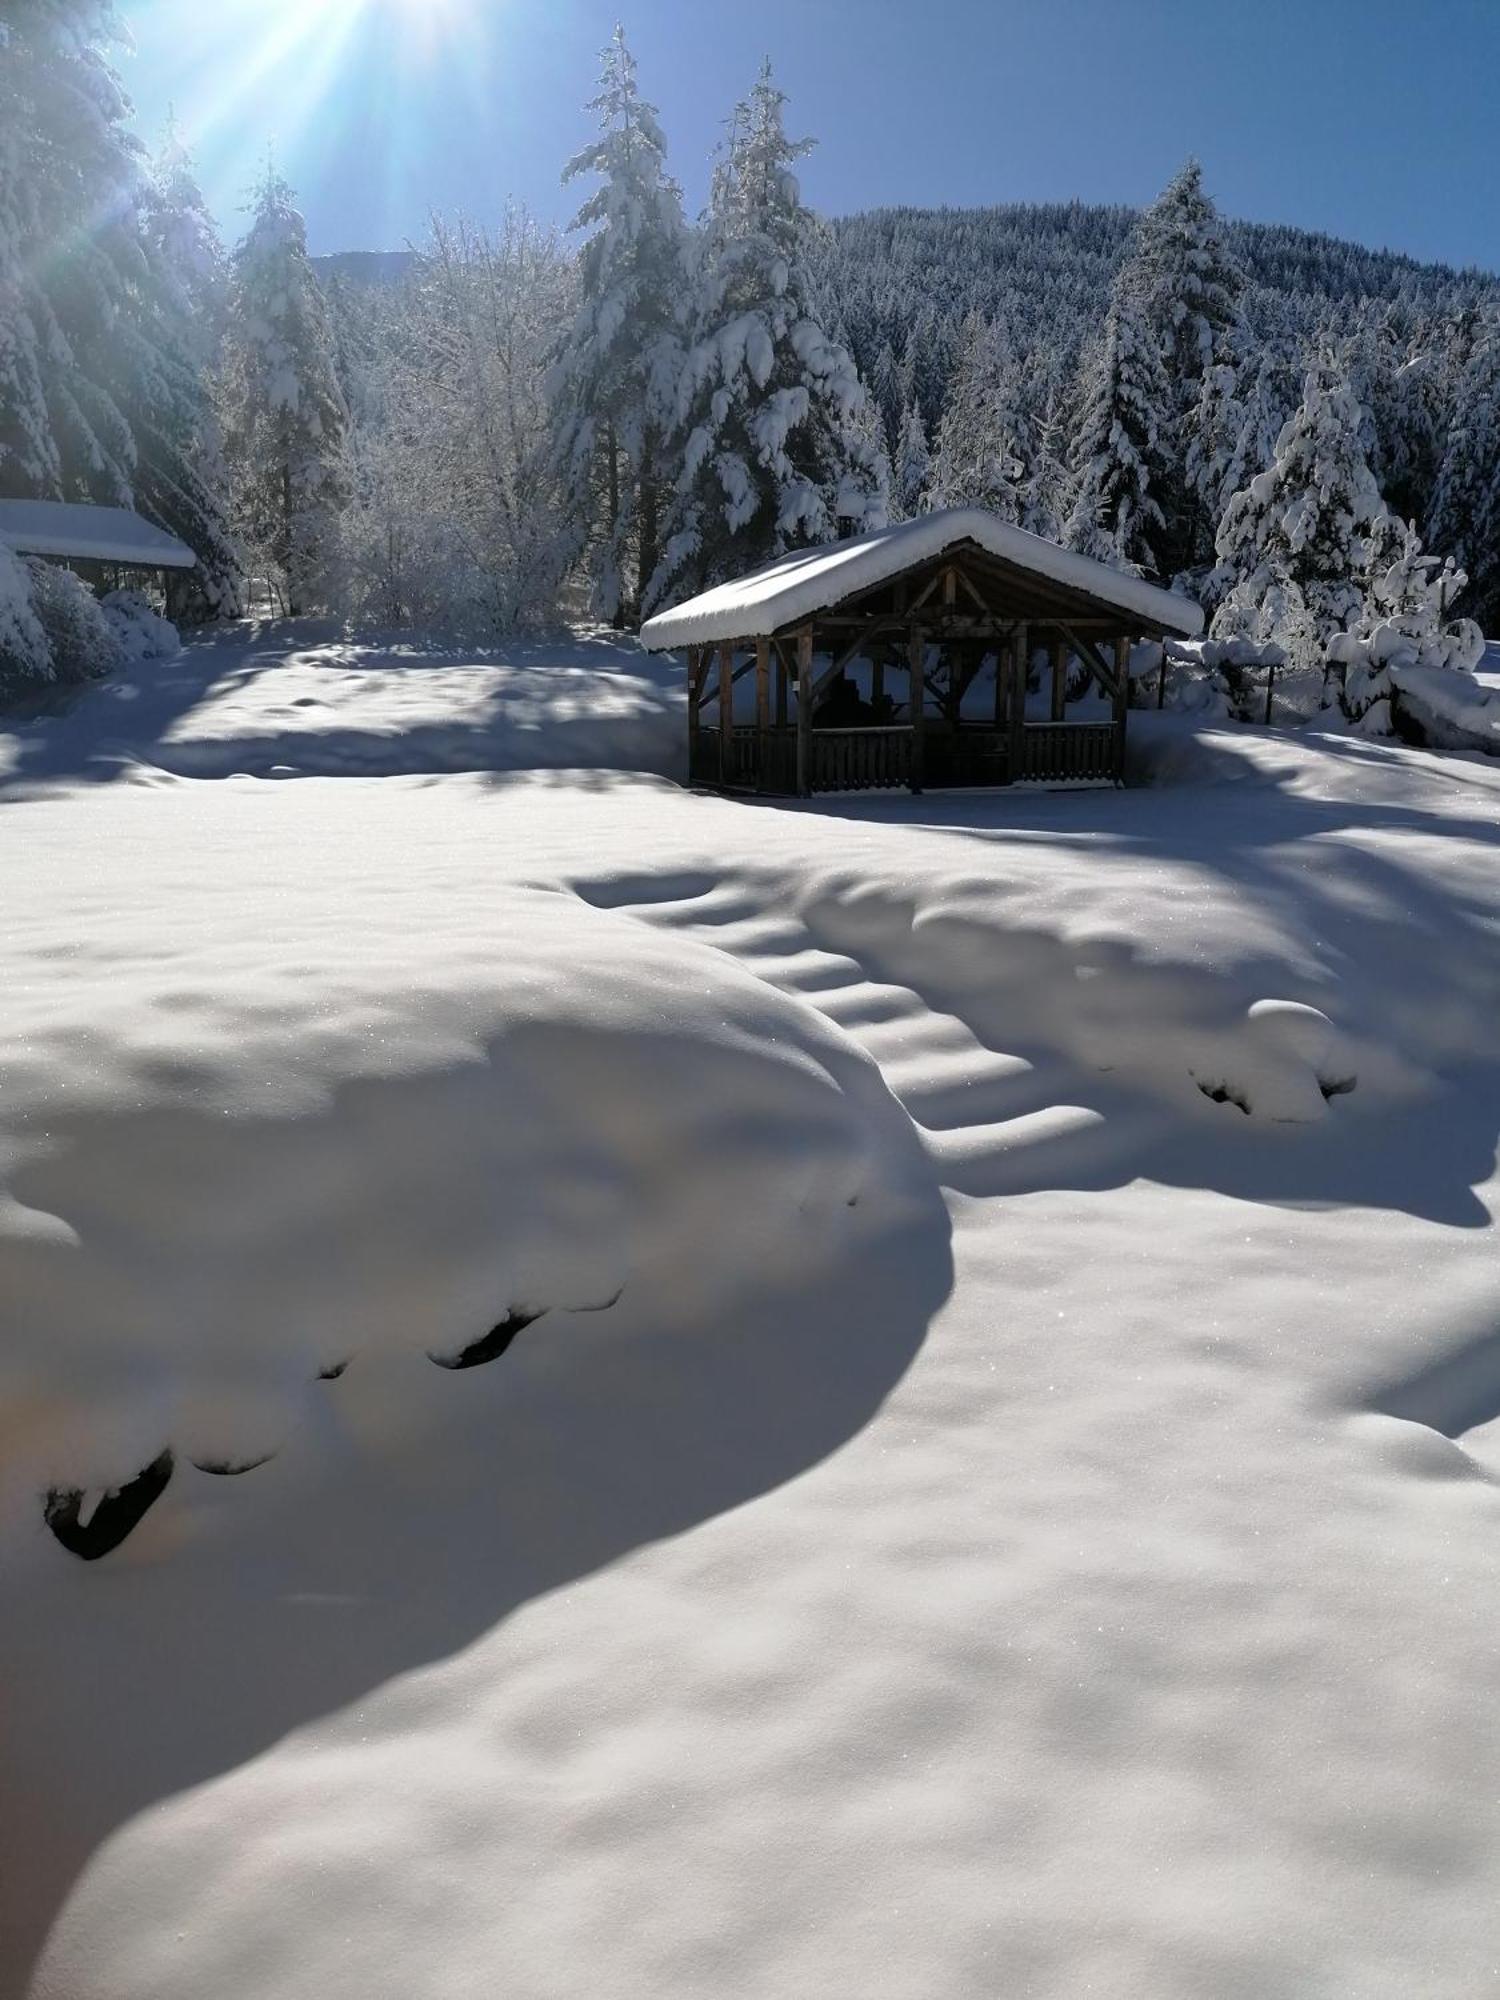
(639, 508, 1203, 796)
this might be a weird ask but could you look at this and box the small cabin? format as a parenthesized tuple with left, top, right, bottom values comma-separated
(0, 499, 195, 587)
(639, 508, 1204, 796)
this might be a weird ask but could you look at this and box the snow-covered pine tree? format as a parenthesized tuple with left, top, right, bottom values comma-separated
(0, 0, 137, 505)
(1427, 310, 1500, 635)
(1063, 270, 1169, 574)
(0, 9, 240, 625)
(646, 62, 883, 608)
(925, 312, 1026, 520)
(1019, 364, 1073, 542)
(135, 117, 242, 619)
(1133, 159, 1247, 573)
(223, 164, 349, 614)
(549, 25, 688, 622)
(891, 400, 931, 521)
(1330, 515, 1483, 729)
(1211, 358, 1390, 675)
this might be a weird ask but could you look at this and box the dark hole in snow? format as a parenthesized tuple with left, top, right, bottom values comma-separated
(44, 1449, 175, 1560)
(1319, 1074, 1358, 1101)
(430, 1307, 545, 1371)
(189, 1450, 276, 1477)
(1197, 1080, 1251, 1115)
(317, 1358, 350, 1380)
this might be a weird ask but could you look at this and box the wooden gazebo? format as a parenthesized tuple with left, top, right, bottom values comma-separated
(639, 508, 1204, 795)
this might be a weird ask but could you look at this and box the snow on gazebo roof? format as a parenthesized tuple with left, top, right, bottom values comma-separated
(639, 507, 1204, 649)
(0, 499, 196, 570)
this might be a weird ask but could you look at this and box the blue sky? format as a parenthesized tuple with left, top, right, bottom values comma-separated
(116, 0, 1499, 272)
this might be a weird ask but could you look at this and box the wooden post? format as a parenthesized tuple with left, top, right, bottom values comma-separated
(718, 643, 734, 788)
(1050, 634, 1066, 722)
(1114, 631, 1131, 780)
(1264, 655, 1276, 726)
(687, 648, 702, 781)
(1157, 643, 1169, 710)
(909, 627, 926, 795)
(1009, 622, 1028, 783)
(775, 644, 788, 729)
(994, 640, 1007, 727)
(754, 637, 770, 790)
(796, 629, 814, 798)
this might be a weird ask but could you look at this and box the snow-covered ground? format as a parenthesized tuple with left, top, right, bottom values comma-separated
(3, 628, 1500, 2000)
(0, 621, 684, 789)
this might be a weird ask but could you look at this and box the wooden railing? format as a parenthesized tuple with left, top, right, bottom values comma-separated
(811, 726, 912, 792)
(692, 720, 1121, 792)
(1020, 721, 1119, 784)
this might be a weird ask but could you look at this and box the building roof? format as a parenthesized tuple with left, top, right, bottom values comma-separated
(0, 499, 196, 569)
(639, 507, 1204, 650)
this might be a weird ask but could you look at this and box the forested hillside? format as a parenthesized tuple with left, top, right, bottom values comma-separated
(4, 10, 1498, 726)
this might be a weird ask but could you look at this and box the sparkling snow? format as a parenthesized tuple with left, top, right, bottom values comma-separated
(2, 628, 1499, 2000)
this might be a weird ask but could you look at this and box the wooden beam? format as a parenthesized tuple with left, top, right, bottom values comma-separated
(795, 629, 814, 798)
(718, 644, 734, 787)
(1113, 630, 1130, 779)
(1050, 635, 1067, 722)
(1058, 624, 1121, 702)
(812, 622, 898, 704)
(755, 637, 770, 793)
(908, 628, 926, 795)
(687, 648, 703, 780)
(952, 565, 996, 616)
(773, 638, 789, 728)
(1008, 623, 1028, 783)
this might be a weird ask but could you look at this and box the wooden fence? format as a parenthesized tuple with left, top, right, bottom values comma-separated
(691, 721, 1121, 794)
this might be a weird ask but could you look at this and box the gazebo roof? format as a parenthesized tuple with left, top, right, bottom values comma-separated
(0, 499, 196, 569)
(639, 507, 1204, 650)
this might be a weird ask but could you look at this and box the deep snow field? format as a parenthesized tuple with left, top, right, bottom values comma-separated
(2, 625, 1500, 2000)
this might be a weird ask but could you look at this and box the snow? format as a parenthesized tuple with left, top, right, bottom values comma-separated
(0, 501, 197, 570)
(639, 506, 1205, 649)
(1389, 658, 1500, 753)
(0, 624, 684, 788)
(3, 630, 1500, 2000)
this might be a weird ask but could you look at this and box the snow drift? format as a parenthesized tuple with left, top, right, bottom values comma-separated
(0, 874, 914, 1538)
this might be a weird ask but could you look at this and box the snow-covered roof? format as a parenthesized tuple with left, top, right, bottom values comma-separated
(639, 508, 1204, 649)
(0, 499, 196, 569)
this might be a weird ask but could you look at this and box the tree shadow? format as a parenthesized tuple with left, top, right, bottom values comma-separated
(0, 621, 685, 797)
(0, 1091, 950, 1996)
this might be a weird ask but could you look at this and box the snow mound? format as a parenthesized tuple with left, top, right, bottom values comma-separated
(101, 589, 180, 666)
(0, 883, 906, 1535)
(796, 880, 1374, 1125)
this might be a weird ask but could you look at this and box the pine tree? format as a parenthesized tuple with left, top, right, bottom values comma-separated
(550, 26, 688, 622)
(1331, 515, 1482, 726)
(1428, 311, 1500, 634)
(925, 312, 1026, 519)
(136, 116, 242, 618)
(892, 400, 931, 521)
(1211, 359, 1390, 670)
(1063, 272, 1169, 573)
(223, 164, 349, 615)
(0, 10, 240, 618)
(0, 0, 137, 504)
(646, 62, 882, 608)
(1020, 374, 1072, 542)
(1133, 159, 1246, 573)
